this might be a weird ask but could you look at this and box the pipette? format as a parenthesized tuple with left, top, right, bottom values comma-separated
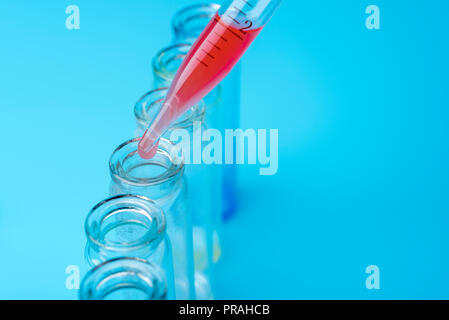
(138, 0, 283, 159)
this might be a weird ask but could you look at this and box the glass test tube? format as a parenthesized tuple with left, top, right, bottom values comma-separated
(135, 88, 220, 300)
(109, 138, 196, 300)
(80, 257, 168, 300)
(84, 194, 176, 299)
(171, 3, 240, 220)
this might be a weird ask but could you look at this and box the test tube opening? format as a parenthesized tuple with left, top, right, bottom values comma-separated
(152, 44, 191, 84)
(85, 195, 166, 266)
(134, 88, 205, 134)
(86, 195, 165, 248)
(172, 3, 220, 41)
(80, 257, 167, 300)
(109, 138, 184, 187)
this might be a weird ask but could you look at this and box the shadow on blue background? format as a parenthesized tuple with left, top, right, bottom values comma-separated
(0, 0, 448, 299)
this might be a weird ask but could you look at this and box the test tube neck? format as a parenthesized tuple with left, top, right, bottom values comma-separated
(85, 195, 166, 266)
(80, 258, 167, 300)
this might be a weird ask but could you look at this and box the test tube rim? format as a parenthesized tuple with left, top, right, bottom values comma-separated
(134, 87, 206, 131)
(109, 137, 184, 187)
(85, 194, 166, 254)
(79, 257, 167, 300)
(152, 43, 192, 83)
(171, 2, 221, 40)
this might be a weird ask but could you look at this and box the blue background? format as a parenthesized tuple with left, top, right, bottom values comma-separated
(1, 0, 449, 299)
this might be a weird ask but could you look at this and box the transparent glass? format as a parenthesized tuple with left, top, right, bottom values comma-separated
(152, 43, 222, 130)
(172, 3, 221, 44)
(84, 194, 175, 299)
(218, 0, 283, 28)
(134, 87, 206, 137)
(109, 138, 195, 300)
(171, 2, 240, 220)
(135, 88, 221, 299)
(80, 257, 167, 300)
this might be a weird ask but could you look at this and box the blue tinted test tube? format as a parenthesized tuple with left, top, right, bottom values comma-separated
(83, 195, 175, 299)
(80, 257, 168, 300)
(135, 88, 220, 299)
(109, 139, 196, 300)
(171, 3, 240, 220)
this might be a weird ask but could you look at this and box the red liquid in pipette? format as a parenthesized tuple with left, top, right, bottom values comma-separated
(166, 13, 262, 116)
(138, 13, 262, 159)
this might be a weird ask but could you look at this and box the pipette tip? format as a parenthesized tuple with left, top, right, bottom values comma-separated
(137, 131, 160, 160)
(137, 139, 159, 159)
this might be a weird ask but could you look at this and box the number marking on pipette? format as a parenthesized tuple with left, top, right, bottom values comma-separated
(239, 20, 253, 34)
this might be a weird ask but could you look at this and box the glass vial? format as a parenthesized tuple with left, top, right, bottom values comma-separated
(84, 194, 175, 299)
(109, 138, 196, 300)
(171, 3, 240, 220)
(80, 257, 167, 300)
(135, 88, 221, 299)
